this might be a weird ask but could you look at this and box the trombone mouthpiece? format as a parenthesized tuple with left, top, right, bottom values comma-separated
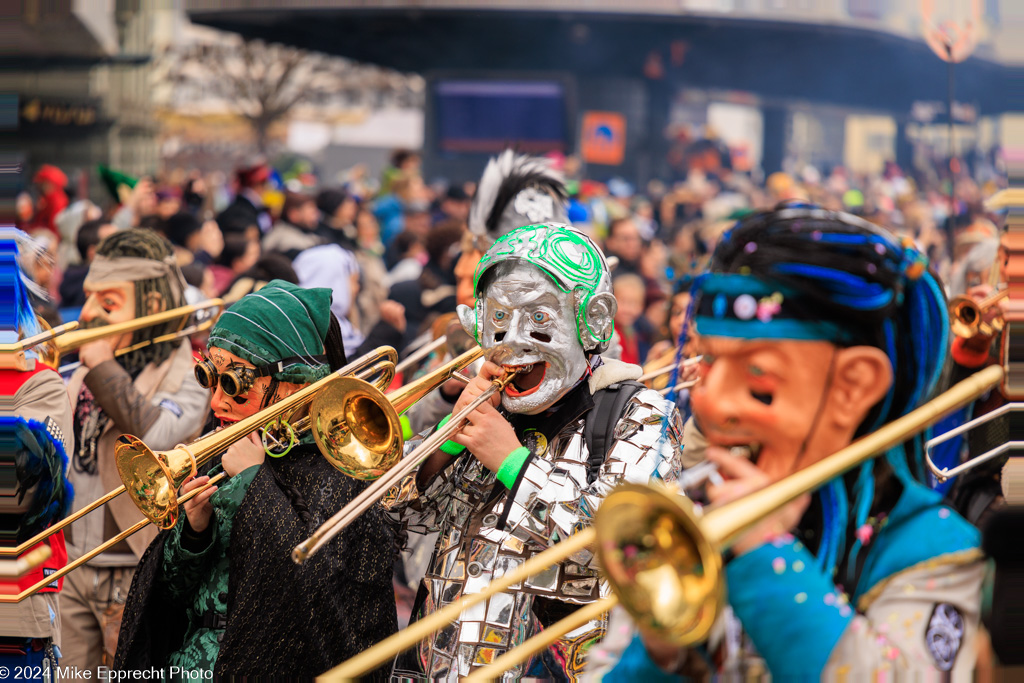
(484, 346, 516, 367)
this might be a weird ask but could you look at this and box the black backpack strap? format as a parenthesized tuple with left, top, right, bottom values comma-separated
(583, 380, 647, 485)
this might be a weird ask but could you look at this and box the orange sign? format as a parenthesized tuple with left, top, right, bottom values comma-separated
(581, 111, 626, 166)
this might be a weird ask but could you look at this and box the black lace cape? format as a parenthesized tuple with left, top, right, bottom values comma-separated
(114, 444, 397, 680)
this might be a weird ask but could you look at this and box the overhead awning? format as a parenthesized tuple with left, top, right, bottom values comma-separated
(186, 3, 1019, 116)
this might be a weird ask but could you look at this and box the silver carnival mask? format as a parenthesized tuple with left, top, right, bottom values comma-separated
(465, 261, 589, 415)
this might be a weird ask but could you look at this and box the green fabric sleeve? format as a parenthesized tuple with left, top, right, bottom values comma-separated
(210, 464, 261, 513)
(160, 512, 218, 602)
(496, 446, 531, 489)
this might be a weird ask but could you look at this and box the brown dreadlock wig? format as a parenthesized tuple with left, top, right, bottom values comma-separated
(90, 229, 186, 376)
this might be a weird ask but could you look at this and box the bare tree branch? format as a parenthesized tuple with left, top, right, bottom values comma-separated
(158, 34, 423, 153)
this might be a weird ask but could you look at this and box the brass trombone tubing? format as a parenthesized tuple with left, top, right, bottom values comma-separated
(638, 355, 702, 383)
(1, 349, 394, 556)
(57, 318, 218, 375)
(395, 335, 448, 376)
(0, 321, 80, 353)
(658, 378, 700, 396)
(262, 353, 443, 453)
(42, 298, 224, 367)
(317, 527, 596, 681)
(462, 597, 617, 683)
(0, 546, 52, 579)
(293, 363, 516, 565)
(117, 347, 399, 528)
(0, 473, 226, 602)
(950, 289, 1007, 339)
(320, 364, 1004, 681)
(0, 482, 128, 558)
(974, 288, 1008, 312)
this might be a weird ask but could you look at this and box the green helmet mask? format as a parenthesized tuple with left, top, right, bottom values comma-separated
(458, 223, 616, 354)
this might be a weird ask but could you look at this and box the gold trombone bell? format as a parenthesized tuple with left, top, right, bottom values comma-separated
(307, 347, 482, 481)
(321, 364, 1004, 681)
(116, 347, 397, 529)
(950, 289, 1007, 339)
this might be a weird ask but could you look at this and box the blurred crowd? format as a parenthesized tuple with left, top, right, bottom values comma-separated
(14, 142, 1008, 379)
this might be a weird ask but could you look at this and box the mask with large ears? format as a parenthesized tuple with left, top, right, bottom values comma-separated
(457, 224, 616, 414)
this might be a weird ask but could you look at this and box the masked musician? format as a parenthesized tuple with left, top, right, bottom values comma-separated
(386, 223, 684, 681)
(0, 232, 74, 674)
(944, 234, 1008, 527)
(586, 206, 986, 680)
(402, 150, 572, 458)
(114, 280, 397, 679)
(61, 230, 208, 672)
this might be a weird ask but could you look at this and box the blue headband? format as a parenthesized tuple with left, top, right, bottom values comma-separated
(694, 273, 854, 343)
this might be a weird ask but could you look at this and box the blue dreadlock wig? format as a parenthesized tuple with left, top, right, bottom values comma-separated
(693, 203, 948, 583)
(0, 229, 44, 344)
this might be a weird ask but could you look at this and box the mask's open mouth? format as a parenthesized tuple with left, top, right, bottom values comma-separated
(505, 362, 548, 397)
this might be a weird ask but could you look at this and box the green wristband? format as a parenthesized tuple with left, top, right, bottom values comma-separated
(400, 414, 414, 442)
(435, 413, 466, 456)
(496, 446, 531, 489)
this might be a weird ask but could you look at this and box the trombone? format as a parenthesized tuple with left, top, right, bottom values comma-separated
(292, 347, 517, 564)
(0, 320, 79, 370)
(0, 347, 395, 561)
(950, 289, 1007, 339)
(0, 546, 52, 579)
(35, 298, 226, 370)
(0, 473, 226, 602)
(394, 312, 477, 379)
(395, 335, 448, 377)
(116, 347, 398, 529)
(320, 364, 1003, 681)
(639, 353, 702, 389)
(925, 402, 1024, 482)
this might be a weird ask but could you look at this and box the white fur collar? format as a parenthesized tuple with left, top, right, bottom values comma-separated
(588, 357, 642, 394)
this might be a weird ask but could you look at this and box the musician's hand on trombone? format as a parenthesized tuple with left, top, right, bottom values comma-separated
(452, 401, 522, 473)
(448, 360, 520, 472)
(78, 336, 119, 369)
(704, 447, 809, 556)
(182, 475, 218, 533)
(452, 360, 504, 414)
(222, 431, 265, 477)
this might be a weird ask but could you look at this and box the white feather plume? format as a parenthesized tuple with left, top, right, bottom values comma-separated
(468, 150, 566, 237)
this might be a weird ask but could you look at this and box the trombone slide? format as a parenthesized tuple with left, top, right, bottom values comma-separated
(462, 597, 617, 683)
(0, 546, 52, 579)
(316, 527, 596, 681)
(294, 367, 515, 564)
(639, 355, 702, 383)
(321, 364, 1004, 680)
(0, 473, 226, 602)
(39, 298, 224, 369)
(0, 321, 79, 354)
(395, 335, 448, 376)
(0, 478, 128, 557)
(0, 321, 80, 370)
(58, 317, 218, 375)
